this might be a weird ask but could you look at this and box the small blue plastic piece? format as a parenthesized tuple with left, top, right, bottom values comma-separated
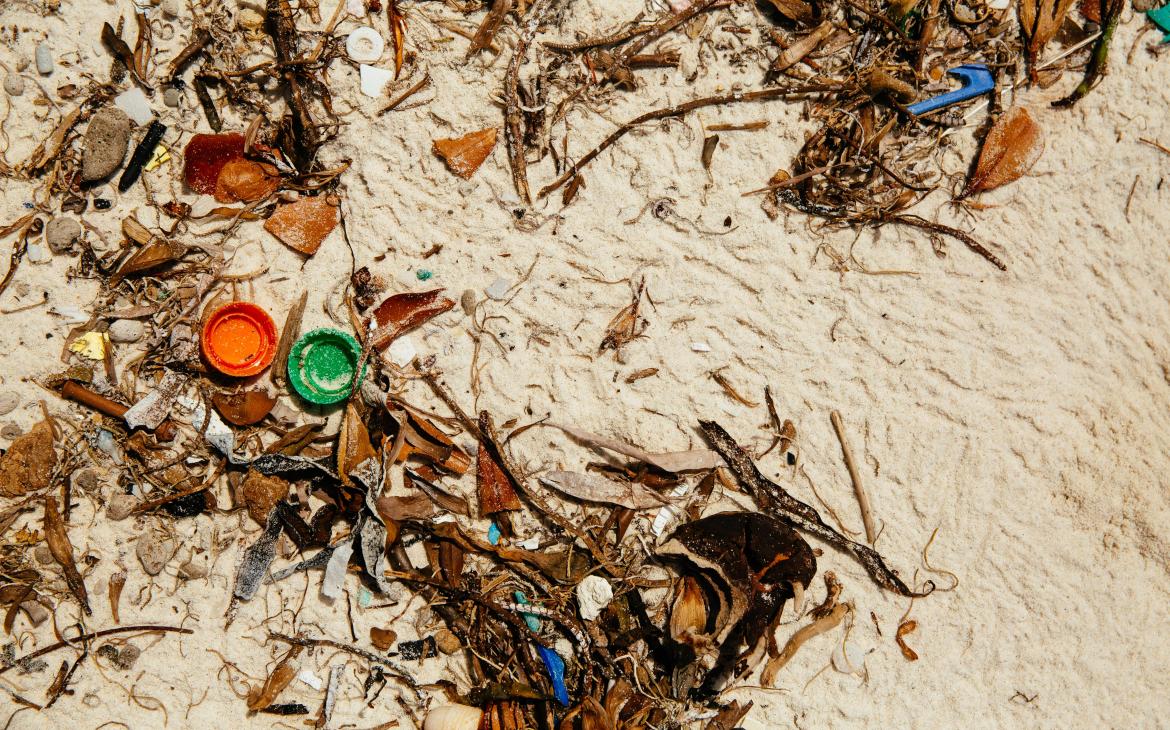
(536, 645, 570, 707)
(416, 269, 433, 281)
(487, 522, 502, 545)
(906, 64, 994, 116)
(513, 591, 542, 632)
(1149, 4, 1170, 42)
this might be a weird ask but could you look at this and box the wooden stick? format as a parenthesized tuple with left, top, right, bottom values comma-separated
(830, 410, 876, 544)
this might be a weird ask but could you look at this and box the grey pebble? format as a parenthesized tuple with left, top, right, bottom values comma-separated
(33, 545, 53, 565)
(45, 217, 82, 254)
(35, 43, 53, 75)
(136, 535, 172, 575)
(106, 493, 137, 521)
(108, 319, 144, 343)
(162, 87, 180, 107)
(80, 107, 132, 182)
(485, 276, 511, 300)
(161, 0, 181, 17)
(3, 74, 24, 96)
(0, 392, 18, 416)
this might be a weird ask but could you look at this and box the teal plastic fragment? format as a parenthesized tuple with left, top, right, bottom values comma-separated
(358, 586, 373, 608)
(513, 591, 542, 632)
(1150, 4, 1170, 42)
(488, 521, 502, 545)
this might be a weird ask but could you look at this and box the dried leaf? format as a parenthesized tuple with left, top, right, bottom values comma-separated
(406, 469, 471, 516)
(0, 420, 56, 497)
(433, 129, 498, 179)
(764, 0, 814, 24)
(240, 470, 291, 525)
(400, 412, 470, 475)
(213, 389, 276, 426)
(468, 0, 512, 56)
(263, 196, 339, 256)
(110, 239, 187, 286)
(248, 646, 302, 713)
(896, 619, 919, 660)
(540, 471, 669, 509)
(213, 159, 282, 203)
(388, 0, 407, 78)
(375, 493, 436, 522)
(43, 496, 91, 615)
(669, 576, 708, 642)
(1019, 0, 1077, 72)
(368, 289, 454, 350)
(962, 107, 1044, 197)
(548, 422, 722, 473)
(183, 133, 246, 194)
(338, 404, 377, 484)
(476, 444, 521, 515)
(600, 279, 646, 354)
(370, 627, 397, 651)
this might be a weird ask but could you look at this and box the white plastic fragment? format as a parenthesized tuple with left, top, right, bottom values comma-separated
(485, 277, 511, 300)
(575, 575, 614, 621)
(321, 540, 354, 599)
(35, 43, 53, 75)
(516, 536, 541, 550)
(298, 669, 323, 691)
(49, 304, 88, 324)
(690, 342, 711, 352)
(115, 87, 154, 125)
(183, 396, 238, 460)
(359, 64, 394, 98)
(123, 369, 185, 430)
(346, 26, 385, 63)
(386, 334, 417, 367)
(652, 483, 692, 536)
(26, 242, 51, 264)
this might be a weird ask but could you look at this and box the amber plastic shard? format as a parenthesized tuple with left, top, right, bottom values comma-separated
(433, 128, 497, 179)
(212, 389, 276, 426)
(214, 159, 281, 203)
(183, 133, 245, 194)
(263, 196, 339, 255)
(962, 107, 1044, 198)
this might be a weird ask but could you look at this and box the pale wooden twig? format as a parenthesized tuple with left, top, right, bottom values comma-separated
(830, 410, 877, 544)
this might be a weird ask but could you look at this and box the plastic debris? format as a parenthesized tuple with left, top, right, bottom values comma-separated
(536, 645, 570, 706)
(906, 64, 994, 116)
(143, 145, 171, 173)
(201, 301, 279, 377)
(123, 369, 186, 430)
(263, 195, 339, 255)
(386, 334, 417, 368)
(513, 591, 542, 632)
(1149, 4, 1170, 41)
(690, 342, 711, 352)
(297, 669, 323, 691)
(346, 26, 385, 62)
(485, 276, 511, 300)
(114, 86, 154, 125)
(119, 121, 168, 192)
(69, 331, 109, 360)
(432, 128, 498, 179)
(359, 64, 394, 97)
(288, 328, 365, 405)
(487, 521, 502, 545)
(183, 133, 246, 194)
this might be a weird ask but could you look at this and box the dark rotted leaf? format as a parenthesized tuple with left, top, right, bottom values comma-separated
(43, 496, 91, 615)
(161, 490, 208, 518)
(368, 289, 455, 350)
(477, 443, 521, 515)
(110, 239, 186, 286)
(212, 389, 276, 426)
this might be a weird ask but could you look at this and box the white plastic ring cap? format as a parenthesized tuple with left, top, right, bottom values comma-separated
(346, 27, 385, 63)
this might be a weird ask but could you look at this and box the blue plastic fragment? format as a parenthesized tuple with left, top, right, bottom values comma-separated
(906, 64, 994, 116)
(1149, 4, 1170, 42)
(513, 591, 542, 632)
(487, 521, 502, 545)
(357, 586, 373, 608)
(536, 645, 570, 707)
(416, 269, 433, 281)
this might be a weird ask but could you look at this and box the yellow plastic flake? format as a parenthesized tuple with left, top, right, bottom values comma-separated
(144, 144, 171, 172)
(69, 331, 109, 360)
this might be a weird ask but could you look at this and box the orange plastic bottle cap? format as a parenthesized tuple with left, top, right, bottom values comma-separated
(201, 302, 278, 377)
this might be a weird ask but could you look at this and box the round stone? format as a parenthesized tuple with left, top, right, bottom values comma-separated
(81, 107, 132, 182)
(162, 87, 180, 107)
(3, 74, 24, 96)
(136, 535, 171, 575)
(108, 319, 145, 343)
(0, 391, 18, 416)
(161, 0, 180, 15)
(45, 217, 82, 254)
(106, 493, 137, 521)
(35, 43, 53, 75)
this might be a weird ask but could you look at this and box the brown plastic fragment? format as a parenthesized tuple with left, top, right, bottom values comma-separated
(0, 420, 56, 497)
(370, 627, 397, 651)
(183, 133, 245, 194)
(213, 159, 282, 203)
(433, 128, 498, 179)
(213, 389, 276, 427)
(263, 196, 339, 255)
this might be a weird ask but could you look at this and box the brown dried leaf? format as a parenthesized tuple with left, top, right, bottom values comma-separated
(764, 0, 814, 24)
(1019, 0, 1077, 71)
(476, 443, 521, 515)
(669, 576, 708, 643)
(263, 196, 339, 256)
(962, 107, 1044, 197)
(0, 420, 56, 497)
(468, 0, 512, 56)
(370, 627, 397, 651)
(600, 278, 646, 354)
(110, 239, 186, 286)
(369, 289, 455, 350)
(43, 496, 91, 615)
(433, 128, 498, 179)
(540, 471, 668, 509)
(212, 389, 276, 427)
(108, 571, 125, 624)
(247, 646, 301, 713)
(401, 412, 470, 475)
(338, 403, 377, 484)
(375, 492, 436, 522)
(240, 470, 291, 525)
(549, 422, 722, 473)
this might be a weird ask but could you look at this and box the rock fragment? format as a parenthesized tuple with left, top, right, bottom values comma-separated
(45, 217, 82, 254)
(108, 319, 145, 343)
(81, 107, 132, 182)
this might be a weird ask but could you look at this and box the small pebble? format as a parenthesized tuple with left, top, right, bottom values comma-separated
(26, 242, 51, 264)
(33, 545, 53, 565)
(161, 0, 181, 16)
(162, 87, 180, 107)
(0, 424, 22, 439)
(108, 319, 145, 343)
(45, 217, 82, 254)
(3, 74, 24, 96)
(81, 107, 132, 182)
(460, 289, 477, 316)
(485, 277, 511, 300)
(35, 43, 53, 75)
(178, 557, 208, 580)
(72, 468, 98, 491)
(136, 535, 171, 575)
(106, 493, 137, 521)
(93, 198, 112, 210)
(434, 628, 461, 655)
(0, 392, 18, 416)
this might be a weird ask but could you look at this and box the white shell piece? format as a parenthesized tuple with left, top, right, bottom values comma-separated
(347, 26, 385, 63)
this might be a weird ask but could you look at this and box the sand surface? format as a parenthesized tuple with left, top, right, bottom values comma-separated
(0, 0, 1168, 727)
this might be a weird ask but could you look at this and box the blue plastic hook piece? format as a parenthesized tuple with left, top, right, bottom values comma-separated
(1148, 4, 1170, 42)
(905, 64, 995, 116)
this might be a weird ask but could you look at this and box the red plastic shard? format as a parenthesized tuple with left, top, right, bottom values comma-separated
(263, 195, 339, 256)
(184, 133, 245, 194)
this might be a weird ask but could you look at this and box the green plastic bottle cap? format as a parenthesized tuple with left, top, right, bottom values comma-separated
(287, 328, 366, 405)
